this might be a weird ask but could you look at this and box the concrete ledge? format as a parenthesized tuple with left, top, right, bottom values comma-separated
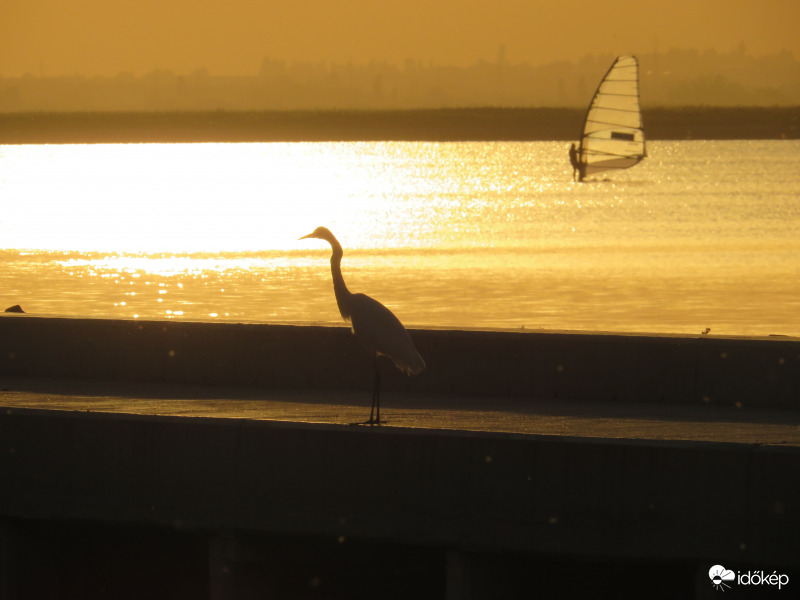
(1, 315, 798, 596)
(1, 314, 798, 408)
(1, 407, 797, 568)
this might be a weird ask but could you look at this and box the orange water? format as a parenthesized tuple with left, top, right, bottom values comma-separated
(1, 141, 798, 336)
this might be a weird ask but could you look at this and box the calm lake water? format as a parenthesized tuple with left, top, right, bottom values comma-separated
(0, 140, 798, 336)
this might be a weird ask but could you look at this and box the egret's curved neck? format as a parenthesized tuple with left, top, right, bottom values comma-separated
(326, 236, 352, 319)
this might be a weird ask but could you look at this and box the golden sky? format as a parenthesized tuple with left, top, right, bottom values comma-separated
(2, 0, 799, 77)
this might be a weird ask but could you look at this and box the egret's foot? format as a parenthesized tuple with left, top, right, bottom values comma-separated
(349, 418, 388, 426)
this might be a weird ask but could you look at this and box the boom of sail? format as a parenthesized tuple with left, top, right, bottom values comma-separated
(577, 55, 646, 180)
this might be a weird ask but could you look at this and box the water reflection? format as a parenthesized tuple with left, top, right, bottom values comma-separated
(0, 141, 575, 252)
(1, 141, 799, 336)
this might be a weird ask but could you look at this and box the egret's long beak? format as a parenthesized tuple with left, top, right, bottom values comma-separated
(299, 232, 315, 240)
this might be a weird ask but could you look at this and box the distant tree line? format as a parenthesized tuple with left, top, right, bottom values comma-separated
(1, 107, 797, 144)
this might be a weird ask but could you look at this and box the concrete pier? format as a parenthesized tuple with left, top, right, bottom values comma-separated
(0, 314, 798, 598)
(1, 314, 798, 408)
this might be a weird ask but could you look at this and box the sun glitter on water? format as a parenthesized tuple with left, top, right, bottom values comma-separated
(2, 141, 799, 336)
(0, 143, 417, 253)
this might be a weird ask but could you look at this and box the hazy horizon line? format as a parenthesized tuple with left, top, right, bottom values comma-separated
(3, 44, 795, 80)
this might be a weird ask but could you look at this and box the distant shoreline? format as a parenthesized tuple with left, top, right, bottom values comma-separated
(0, 107, 797, 144)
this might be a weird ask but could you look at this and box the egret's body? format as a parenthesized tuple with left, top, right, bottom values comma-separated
(300, 227, 425, 424)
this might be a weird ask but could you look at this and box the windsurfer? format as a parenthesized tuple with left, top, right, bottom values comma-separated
(568, 142, 581, 181)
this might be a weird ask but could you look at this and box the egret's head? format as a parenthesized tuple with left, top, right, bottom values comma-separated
(300, 226, 343, 257)
(299, 226, 333, 242)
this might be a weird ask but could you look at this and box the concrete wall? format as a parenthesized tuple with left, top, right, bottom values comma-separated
(1, 315, 798, 597)
(1, 407, 797, 568)
(0, 314, 798, 408)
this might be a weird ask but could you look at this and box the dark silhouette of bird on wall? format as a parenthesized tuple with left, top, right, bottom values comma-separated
(300, 226, 425, 425)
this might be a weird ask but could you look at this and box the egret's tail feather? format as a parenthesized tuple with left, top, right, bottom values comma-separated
(392, 351, 425, 376)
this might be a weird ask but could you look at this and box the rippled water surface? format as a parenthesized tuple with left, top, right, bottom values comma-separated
(0, 140, 798, 336)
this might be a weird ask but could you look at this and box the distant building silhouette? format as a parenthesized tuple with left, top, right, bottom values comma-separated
(1, 47, 798, 112)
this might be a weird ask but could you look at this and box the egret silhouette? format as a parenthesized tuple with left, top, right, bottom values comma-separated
(300, 227, 425, 425)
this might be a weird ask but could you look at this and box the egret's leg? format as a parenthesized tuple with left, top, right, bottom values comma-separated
(373, 355, 382, 424)
(352, 356, 384, 426)
(368, 369, 376, 424)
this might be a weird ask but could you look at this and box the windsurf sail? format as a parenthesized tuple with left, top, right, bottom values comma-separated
(576, 55, 646, 180)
